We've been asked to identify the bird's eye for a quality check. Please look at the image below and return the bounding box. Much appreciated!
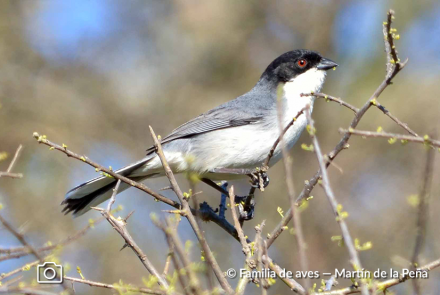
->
[297,59,307,68]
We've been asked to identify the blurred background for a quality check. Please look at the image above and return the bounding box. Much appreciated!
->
[1,0,440,294]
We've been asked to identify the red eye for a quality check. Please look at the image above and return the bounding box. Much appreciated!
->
[297,59,307,68]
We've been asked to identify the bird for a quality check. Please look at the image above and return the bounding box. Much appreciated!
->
[62,49,338,217]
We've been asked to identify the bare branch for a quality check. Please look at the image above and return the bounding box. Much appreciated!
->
[149,126,234,295]
[64,276,178,295]
[340,128,440,148]
[301,92,359,113]
[372,100,418,136]
[318,258,440,294]
[153,217,204,295]
[412,139,435,294]
[32,132,180,209]
[106,179,122,213]
[0,214,44,262]
[0,216,106,262]
[0,145,23,179]
[262,255,306,294]
[304,107,369,295]
[93,208,169,288]
[263,107,306,167]
[276,87,309,290]
[229,186,251,259]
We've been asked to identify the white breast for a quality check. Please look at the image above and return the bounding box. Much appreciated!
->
[269,68,327,164]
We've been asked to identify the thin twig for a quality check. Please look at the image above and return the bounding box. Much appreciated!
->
[153,217,203,295]
[0,287,58,295]
[255,222,268,294]
[0,215,44,262]
[64,276,177,295]
[301,93,359,113]
[229,186,251,259]
[0,214,72,293]
[0,145,23,179]
[149,126,234,295]
[106,179,122,213]
[92,208,169,288]
[32,132,180,209]
[0,258,44,281]
[411,139,435,294]
[0,216,106,262]
[305,107,368,295]
[6,145,23,173]
[340,128,440,148]
[262,255,306,294]
[372,100,418,136]
[263,107,307,167]
[317,258,440,294]
[0,172,23,178]
[276,87,309,290]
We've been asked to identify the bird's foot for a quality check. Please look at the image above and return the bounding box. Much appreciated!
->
[237,196,255,221]
[249,169,269,191]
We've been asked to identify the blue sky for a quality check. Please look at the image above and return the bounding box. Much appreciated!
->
[25,1,440,76]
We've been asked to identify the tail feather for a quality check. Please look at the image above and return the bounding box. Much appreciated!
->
[62,157,153,216]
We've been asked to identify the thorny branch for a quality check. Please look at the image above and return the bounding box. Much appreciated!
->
[92,182,169,288]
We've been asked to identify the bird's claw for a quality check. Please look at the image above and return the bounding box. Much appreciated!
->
[237,197,255,220]
[249,170,270,191]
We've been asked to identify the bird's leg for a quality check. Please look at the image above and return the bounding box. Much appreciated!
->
[201,178,256,221]
[218,182,228,219]
[201,178,246,203]
[238,186,256,223]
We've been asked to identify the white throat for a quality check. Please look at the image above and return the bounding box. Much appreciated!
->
[281,68,326,122]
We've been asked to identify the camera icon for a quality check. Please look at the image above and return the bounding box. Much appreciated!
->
[37,262,63,284]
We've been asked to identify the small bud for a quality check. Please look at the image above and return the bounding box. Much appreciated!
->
[388,137,397,144]
[33,132,40,139]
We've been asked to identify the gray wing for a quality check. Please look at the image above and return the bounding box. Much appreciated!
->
[146,100,265,154]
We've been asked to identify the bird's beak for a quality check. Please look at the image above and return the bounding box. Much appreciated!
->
[317,58,338,71]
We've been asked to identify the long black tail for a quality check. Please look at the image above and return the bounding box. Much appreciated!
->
[61,157,152,216]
